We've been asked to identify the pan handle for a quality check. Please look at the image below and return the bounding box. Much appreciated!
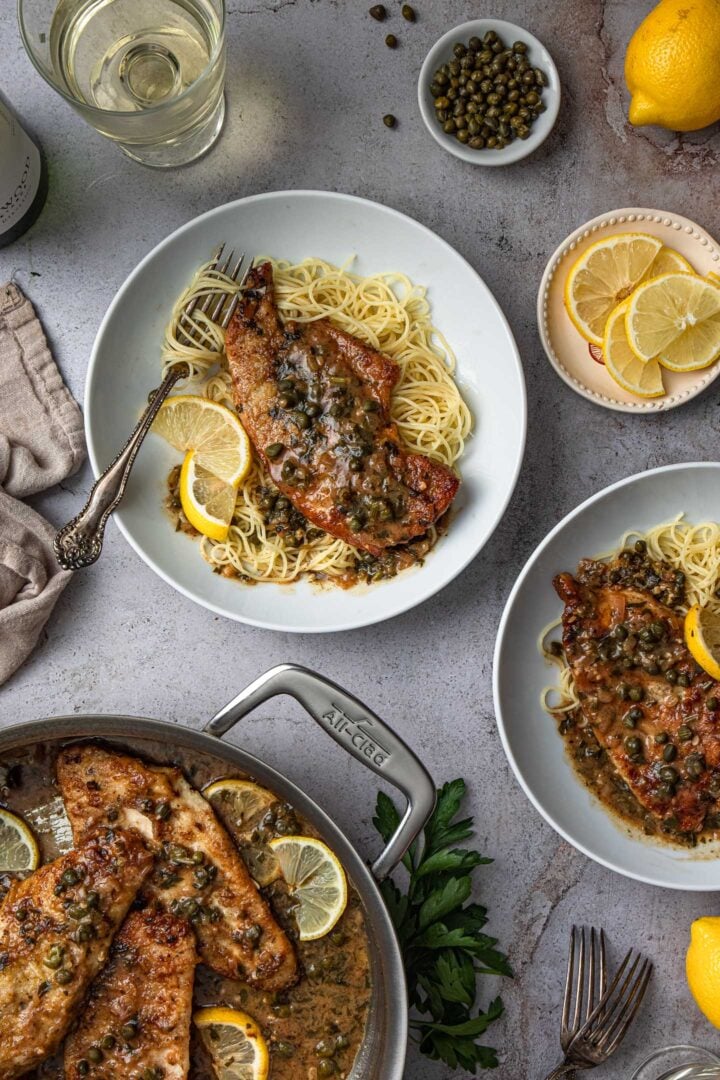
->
[204,664,436,881]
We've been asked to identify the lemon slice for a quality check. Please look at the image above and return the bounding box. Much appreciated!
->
[204,780,281,886]
[180,451,238,541]
[648,247,695,276]
[564,233,663,345]
[626,272,720,370]
[685,604,720,680]
[602,300,665,398]
[204,779,277,830]
[194,1008,269,1080]
[153,395,251,486]
[269,836,347,941]
[0,808,39,873]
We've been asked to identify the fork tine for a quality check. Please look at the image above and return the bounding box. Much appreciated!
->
[600,961,653,1057]
[586,927,597,1021]
[197,248,234,316]
[593,958,652,1054]
[221,261,252,329]
[599,928,607,999]
[571,927,586,1035]
[580,946,635,1032]
[561,926,577,1041]
[210,252,245,323]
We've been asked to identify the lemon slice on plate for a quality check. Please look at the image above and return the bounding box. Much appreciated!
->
[626,272,720,370]
[269,836,347,941]
[204,779,277,830]
[0,808,39,873]
[153,395,251,486]
[194,1008,269,1080]
[685,604,720,680]
[564,232,662,345]
[648,246,695,276]
[708,271,720,285]
[180,451,238,541]
[602,300,665,398]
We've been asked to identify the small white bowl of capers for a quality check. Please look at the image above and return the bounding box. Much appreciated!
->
[418,19,561,165]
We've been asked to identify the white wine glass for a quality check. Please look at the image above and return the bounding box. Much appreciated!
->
[18,0,226,167]
[631,1045,720,1080]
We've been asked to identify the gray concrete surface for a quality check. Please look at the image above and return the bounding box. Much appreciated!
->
[3,1,720,1076]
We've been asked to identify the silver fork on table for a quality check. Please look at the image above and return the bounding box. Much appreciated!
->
[54,245,248,571]
[544,926,653,1079]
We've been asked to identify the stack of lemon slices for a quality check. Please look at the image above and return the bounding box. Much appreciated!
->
[564,233,720,398]
[152,396,252,540]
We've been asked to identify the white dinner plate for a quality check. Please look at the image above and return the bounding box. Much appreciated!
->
[493,462,720,890]
[85,191,526,632]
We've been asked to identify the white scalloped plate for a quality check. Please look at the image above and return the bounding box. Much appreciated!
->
[537,208,720,413]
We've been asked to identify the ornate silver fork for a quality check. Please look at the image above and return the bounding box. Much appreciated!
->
[54,246,247,570]
[544,926,652,1079]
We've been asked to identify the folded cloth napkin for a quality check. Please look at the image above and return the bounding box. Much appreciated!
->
[0,282,85,686]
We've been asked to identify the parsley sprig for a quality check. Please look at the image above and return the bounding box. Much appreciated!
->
[373,778,511,1072]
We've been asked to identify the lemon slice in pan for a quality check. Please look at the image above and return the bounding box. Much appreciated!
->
[194,1008,269,1080]
[0,808,39,873]
[269,835,347,941]
[204,779,276,831]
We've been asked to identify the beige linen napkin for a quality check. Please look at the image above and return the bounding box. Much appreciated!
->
[0,283,85,686]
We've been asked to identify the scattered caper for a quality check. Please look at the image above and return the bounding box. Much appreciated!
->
[385,33,398,48]
[383,113,397,127]
[369,3,386,19]
[401,4,416,20]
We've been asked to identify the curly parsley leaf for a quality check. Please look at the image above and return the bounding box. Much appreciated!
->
[374,780,511,1073]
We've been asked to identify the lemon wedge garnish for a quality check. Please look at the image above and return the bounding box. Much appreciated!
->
[626,273,720,371]
[685,604,720,681]
[269,836,347,941]
[179,451,238,541]
[0,808,39,873]
[564,233,662,345]
[602,300,665,398]
[153,395,251,487]
[193,1008,269,1080]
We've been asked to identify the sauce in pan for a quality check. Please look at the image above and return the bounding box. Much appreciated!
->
[0,738,372,1079]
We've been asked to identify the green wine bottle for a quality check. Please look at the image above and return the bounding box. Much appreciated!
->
[0,93,48,249]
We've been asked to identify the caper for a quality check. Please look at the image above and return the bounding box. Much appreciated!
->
[401,4,415,20]
[708,696,720,711]
[316,1039,336,1058]
[660,765,678,784]
[348,515,363,532]
[686,754,706,778]
[625,736,643,756]
[369,4,386,19]
[535,67,549,85]
[273,1041,296,1058]
[101,1035,116,1050]
[677,673,691,688]
[628,706,643,722]
[678,724,694,741]
[663,744,677,763]
[318,1062,337,1078]
[385,33,398,48]
[453,42,467,57]
[635,539,647,553]
[155,801,171,820]
[666,668,678,683]
[265,442,284,459]
[292,410,310,431]
[61,869,80,887]
[56,969,74,985]
[513,40,528,53]
[44,945,64,969]
[121,1022,138,1040]
[655,732,669,744]
[77,1062,90,1076]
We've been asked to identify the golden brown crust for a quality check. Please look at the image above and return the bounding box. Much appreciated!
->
[57,745,298,990]
[64,909,196,1079]
[225,261,459,556]
[0,828,153,1079]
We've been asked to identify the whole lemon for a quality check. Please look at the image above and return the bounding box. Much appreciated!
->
[687,916,720,1028]
[625,0,720,131]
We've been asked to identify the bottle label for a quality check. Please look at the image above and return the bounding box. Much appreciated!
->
[0,104,42,234]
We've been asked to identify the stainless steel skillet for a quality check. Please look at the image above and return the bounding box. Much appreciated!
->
[0,664,436,1080]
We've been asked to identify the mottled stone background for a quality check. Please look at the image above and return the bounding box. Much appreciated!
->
[2,1,720,1076]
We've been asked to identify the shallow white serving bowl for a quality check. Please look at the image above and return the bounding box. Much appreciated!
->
[418,19,560,166]
[538,208,720,413]
[494,462,720,890]
[85,191,526,633]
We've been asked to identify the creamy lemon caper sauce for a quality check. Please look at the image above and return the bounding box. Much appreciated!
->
[0,740,372,1079]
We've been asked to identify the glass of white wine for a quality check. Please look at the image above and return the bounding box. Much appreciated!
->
[18,0,226,167]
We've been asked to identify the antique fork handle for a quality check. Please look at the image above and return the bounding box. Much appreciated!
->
[543,1064,579,1079]
[54,364,187,570]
